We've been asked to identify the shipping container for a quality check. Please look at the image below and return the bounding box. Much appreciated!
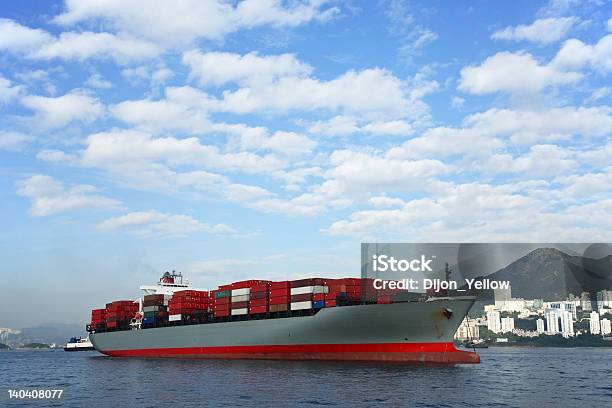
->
[291,301,313,310]
[169,314,182,322]
[269,296,289,305]
[269,304,289,312]
[231,301,248,309]
[290,285,329,295]
[248,305,267,314]
[231,288,250,296]
[231,294,249,302]
[231,308,248,315]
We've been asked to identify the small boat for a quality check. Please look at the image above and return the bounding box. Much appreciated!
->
[63,336,95,351]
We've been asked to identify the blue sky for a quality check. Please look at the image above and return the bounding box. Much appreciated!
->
[0,0,611,327]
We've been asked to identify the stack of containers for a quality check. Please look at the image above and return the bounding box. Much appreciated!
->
[248,283,270,315]
[290,278,328,311]
[105,301,138,330]
[230,285,250,316]
[142,294,170,326]
[168,290,210,322]
[213,285,232,318]
[326,278,363,305]
[90,308,106,330]
[269,281,290,312]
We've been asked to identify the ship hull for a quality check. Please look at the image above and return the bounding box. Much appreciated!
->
[90,298,480,364]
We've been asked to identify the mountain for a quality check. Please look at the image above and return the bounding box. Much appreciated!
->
[460,247,612,301]
[2,323,85,346]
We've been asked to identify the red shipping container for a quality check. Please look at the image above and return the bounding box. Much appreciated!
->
[313,293,325,301]
[249,305,268,314]
[291,293,312,302]
[249,291,267,300]
[269,304,289,312]
[230,280,269,289]
[214,310,230,317]
[269,288,289,298]
[290,278,325,288]
[250,283,269,292]
[326,299,337,307]
[215,297,231,305]
[231,301,248,309]
[269,296,289,305]
[270,281,290,290]
[218,284,233,291]
[249,298,268,307]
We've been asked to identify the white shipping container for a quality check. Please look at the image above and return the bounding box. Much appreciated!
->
[290,286,329,295]
[231,294,249,302]
[168,314,182,322]
[291,301,313,310]
[231,308,248,315]
[231,288,250,296]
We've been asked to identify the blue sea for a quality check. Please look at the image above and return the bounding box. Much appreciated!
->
[1,347,611,407]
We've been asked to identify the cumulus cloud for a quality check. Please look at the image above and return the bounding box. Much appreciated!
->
[459,51,581,94]
[0,132,32,150]
[492,17,576,44]
[98,210,236,237]
[552,34,612,73]
[54,0,339,45]
[0,75,23,103]
[20,91,104,128]
[16,174,121,216]
[0,19,161,63]
[183,50,312,86]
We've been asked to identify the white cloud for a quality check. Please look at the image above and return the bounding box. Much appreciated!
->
[459,51,581,94]
[98,210,235,237]
[552,34,612,73]
[81,129,286,175]
[388,126,504,159]
[0,75,23,103]
[308,116,413,137]
[84,73,113,89]
[54,0,339,45]
[20,91,104,128]
[16,174,121,216]
[0,132,32,150]
[216,68,415,118]
[183,50,312,86]
[0,18,52,51]
[492,17,576,44]
[465,106,612,144]
[261,131,316,156]
[451,96,465,109]
[0,19,161,63]
[484,144,577,177]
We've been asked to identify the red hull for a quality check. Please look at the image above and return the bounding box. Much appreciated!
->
[101,342,480,364]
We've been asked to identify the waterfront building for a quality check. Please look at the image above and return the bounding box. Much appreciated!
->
[536,318,545,334]
[487,310,501,333]
[455,318,480,341]
[580,292,592,312]
[544,301,577,319]
[601,319,611,336]
[501,317,515,333]
[596,290,611,312]
[590,311,601,334]
[560,310,574,338]
[545,310,560,334]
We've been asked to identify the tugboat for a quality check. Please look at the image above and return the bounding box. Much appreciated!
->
[63,336,95,351]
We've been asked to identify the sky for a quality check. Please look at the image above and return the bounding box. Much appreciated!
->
[0,0,611,328]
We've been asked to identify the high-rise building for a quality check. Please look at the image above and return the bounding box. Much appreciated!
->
[536,318,545,334]
[596,290,611,312]
[487,310,501,333]
[590,311,601,335]
[560,310,574,338]
[581,292,592,312]
[601,319,611,336]
[501,317,515,333]
[454,318,480,341]
[545,310,560,334]
[544,301,577,319]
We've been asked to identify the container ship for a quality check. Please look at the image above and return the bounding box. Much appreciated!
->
[87,272,480,364]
